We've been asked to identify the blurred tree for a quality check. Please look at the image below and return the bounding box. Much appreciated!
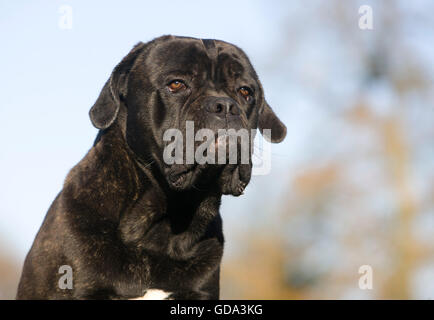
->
[0,240,20,299]
[221,0,434,299]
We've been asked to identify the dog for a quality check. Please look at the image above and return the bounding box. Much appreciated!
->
[16,35,286,299]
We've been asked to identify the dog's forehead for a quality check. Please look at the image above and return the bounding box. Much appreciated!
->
[200,39,218,61]
[147,37,249,74]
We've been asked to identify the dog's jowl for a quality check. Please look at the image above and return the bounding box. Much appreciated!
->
[16,35,286,300]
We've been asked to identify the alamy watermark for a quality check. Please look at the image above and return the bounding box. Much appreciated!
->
[358,265,373,290]
[359,5,373,30]
[58,265,73,289]
[163,121,272,175]
[58,5,73,30]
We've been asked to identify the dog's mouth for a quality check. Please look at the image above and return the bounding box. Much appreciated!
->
[166,164,202,191]
[168,166,193,189]
[163,130,253,194]
[165,160,251,196]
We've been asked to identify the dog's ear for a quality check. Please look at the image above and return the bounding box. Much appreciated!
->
[89,42,145,129]
[258,101,287,143]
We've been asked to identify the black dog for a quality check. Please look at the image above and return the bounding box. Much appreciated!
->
[16,35,286,300]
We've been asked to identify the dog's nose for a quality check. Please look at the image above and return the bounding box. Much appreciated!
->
[205,97,240,117]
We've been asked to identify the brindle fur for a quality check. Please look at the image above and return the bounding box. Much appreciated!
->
[16,35,286,299]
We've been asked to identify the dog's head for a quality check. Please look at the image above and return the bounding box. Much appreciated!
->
[89,35,286,196]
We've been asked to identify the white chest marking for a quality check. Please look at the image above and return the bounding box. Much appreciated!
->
[131,289,171,300]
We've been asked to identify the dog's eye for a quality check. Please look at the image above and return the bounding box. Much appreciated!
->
[168,80,186,93]
[238,86,253,100]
